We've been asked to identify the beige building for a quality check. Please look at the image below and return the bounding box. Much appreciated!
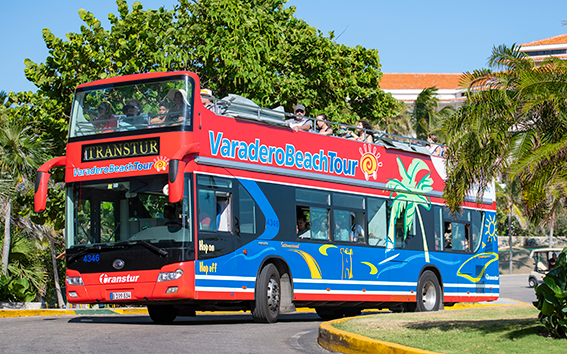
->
[380,34,567,109]
[380,73,465,109]
[519,33,567,63]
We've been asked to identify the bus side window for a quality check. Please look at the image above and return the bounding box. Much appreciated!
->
[309,207,330,241]
[367,197,387,247]
[198,190,216,231]
[444,222,452,249]
[238,185,256,234]
[450,223,467,251]
[296,206,312,239]
[216,191,232,232]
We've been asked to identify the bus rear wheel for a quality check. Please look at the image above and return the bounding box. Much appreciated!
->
[251,263,281,323]
[415,270,441,312]
[148,305,178,324]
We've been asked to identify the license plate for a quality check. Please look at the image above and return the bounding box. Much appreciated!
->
[110,292,131,300]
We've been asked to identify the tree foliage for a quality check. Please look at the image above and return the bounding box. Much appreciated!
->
[444,45,567,216]
[24,0,401,132]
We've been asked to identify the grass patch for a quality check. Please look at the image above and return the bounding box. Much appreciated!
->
[334,305,565,354]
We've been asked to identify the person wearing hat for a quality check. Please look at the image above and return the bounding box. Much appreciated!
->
[167,88,190,123]
[122,99,148,127]
[286,104,312,132]
[200,88,219,114]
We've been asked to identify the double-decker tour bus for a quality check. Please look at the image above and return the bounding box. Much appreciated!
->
[35,71,499,323]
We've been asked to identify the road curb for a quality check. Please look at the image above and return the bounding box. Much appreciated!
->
[0,308,148,318]
[317,300,529,354]
[318,316,440,354]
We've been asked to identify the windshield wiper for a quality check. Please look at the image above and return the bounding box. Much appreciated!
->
[135,240,168,257]
[113,240,169,258]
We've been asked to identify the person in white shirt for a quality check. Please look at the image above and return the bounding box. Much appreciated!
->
[286,104,312,132]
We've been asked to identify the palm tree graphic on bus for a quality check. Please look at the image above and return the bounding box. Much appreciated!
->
[385,157,433,262]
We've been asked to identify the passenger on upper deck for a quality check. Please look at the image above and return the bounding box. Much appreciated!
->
[150,101,170,127]
[93,102,117,132]
[348,120,374,143]
[316,114,333,136]
[200,88,219,114]
[427,133,443,156]
[167,89,190,124]
[286,104,312,132]
[122,99,148,127]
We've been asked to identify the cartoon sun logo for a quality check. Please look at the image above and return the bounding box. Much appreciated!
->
[153,156,170,172]
[486,214,497,243]
[359,144,382,181]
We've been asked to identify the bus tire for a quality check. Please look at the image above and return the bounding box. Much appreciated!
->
[315,307,341,321]
[316,307,361,320]
[148,305,178,324]
[415,270,441,312]
[251,263,281,323]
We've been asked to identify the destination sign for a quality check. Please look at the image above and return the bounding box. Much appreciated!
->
[82,137,160,162]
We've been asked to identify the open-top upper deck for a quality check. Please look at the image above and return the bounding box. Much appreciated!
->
[64,71,494,208]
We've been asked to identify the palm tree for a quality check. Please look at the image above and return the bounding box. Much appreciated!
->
[496,178,527,274]
[386,157,433,262]
[378,107,413,137]
[411,87,455,141]
[0,124,48,275]
[444,44,567,225]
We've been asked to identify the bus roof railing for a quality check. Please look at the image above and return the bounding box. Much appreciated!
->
[215,94,444,157]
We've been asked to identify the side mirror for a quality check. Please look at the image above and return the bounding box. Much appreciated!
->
[168,144,200,203]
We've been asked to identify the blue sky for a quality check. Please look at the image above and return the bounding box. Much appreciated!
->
[1,0,565,93]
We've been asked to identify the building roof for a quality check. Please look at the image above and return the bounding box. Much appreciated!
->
[380,73,463,90]
[521,34,567,47]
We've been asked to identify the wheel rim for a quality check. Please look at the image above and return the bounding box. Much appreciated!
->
[267,276,280,313]
[421,280,437,311]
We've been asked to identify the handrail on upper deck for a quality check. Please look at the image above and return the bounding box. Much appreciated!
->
[213,94,445,157]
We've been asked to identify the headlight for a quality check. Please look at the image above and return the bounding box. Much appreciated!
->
[66,276,84,286]
[157,269,183,282]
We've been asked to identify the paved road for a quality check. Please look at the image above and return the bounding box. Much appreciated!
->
[498,273,537,304]
[0,274,534,353]
[0,311,330,354]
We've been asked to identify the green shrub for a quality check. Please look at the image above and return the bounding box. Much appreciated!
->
[0,274,36,302]
[533,247,567,339]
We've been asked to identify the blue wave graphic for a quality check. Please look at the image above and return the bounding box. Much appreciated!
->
[224,247,277,265]
[376,253,461,278]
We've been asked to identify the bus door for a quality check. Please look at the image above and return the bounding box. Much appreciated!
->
[196,176,238,286]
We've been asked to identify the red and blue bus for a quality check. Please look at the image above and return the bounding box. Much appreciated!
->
[35,71,499,323]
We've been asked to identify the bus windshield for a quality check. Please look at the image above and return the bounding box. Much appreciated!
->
[69,77,193,138]
[65,175,192,249]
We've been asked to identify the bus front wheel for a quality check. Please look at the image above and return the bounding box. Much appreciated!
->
[415,270,441,312]
[148,305,178,324]
[252,263,281,323]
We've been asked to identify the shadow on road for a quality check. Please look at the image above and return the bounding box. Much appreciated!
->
[67,312,324,326]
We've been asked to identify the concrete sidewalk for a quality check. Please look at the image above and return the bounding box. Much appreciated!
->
[0,307,148,318]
